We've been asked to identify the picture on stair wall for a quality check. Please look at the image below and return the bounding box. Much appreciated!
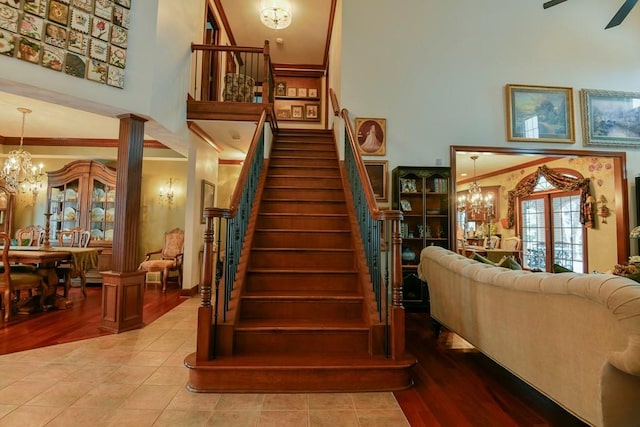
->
[364,160,388,201]
[355,118,386,155]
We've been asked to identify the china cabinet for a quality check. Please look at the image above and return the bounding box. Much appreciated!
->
[0,185,14,236]
[47,160,116,283]
[392,166,452,311]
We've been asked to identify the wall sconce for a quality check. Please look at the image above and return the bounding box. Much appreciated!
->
[158,178,175,207]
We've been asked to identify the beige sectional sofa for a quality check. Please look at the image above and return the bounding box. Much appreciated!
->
[418,246,640,427]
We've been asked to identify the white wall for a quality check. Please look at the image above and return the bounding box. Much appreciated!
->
[340,0,640,223]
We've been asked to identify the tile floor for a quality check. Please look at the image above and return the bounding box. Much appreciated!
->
[0,297,410,426]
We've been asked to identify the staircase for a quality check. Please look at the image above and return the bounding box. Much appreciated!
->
[186,129,414,392]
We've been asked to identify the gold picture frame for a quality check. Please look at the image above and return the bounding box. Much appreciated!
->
[505,84,575,143]
[355,118,386,155]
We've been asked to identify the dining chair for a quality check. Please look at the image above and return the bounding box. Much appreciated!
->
[502,236,522,251]
[0,232,47,322]
[138,227,184,292]
[56,228,92,297]
[14,225,45,246]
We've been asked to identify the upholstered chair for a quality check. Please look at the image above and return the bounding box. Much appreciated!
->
[0,232,47,321]
[223,73,256,103]
[138,228,184,292]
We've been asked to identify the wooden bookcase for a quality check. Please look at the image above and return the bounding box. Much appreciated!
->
[46,160,116,283]
[273,71,322,122]
[392,166,452,311]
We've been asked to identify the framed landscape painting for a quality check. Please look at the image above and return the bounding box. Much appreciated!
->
[581,89,640,147]
[506,84,575,143]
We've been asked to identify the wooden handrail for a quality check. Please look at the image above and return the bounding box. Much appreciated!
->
[191,43,265,54]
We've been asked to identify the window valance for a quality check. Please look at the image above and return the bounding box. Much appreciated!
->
[507,165,594,229]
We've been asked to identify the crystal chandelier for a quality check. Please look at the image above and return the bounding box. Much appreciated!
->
[468,155,483,214]
[260,0,292,30]
[1,108,45,197]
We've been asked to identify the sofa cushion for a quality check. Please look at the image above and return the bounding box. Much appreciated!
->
[498,256,522,270]
[470,252,495,265]
[552,263,573,273]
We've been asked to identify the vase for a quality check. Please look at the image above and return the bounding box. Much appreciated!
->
[402,247,416,262]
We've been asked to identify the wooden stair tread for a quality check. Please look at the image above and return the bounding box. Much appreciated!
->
[247,268,358,274]
[235,320,369,330]
[242,292,362,299]
[186,353,414,368]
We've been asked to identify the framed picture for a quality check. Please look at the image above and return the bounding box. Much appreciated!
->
[364,160,388,201]
[355,118,386,155]
[276,108,290,119]
[287,87,297,97]
[505,84,575,143]
[308,88,318,98]
[581,89,640,147]
[298,88,307,97]
[275,81,286,96]
[291,104,303,119]
[200,180,215,224]
[305,104,318,120]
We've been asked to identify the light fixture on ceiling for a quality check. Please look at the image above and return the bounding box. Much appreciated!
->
[468,155,483,214]
[158,177,175,207]
[0,107,45,197]
[260,0,292,30]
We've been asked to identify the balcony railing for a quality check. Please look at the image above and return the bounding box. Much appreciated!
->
[190,41,275,105]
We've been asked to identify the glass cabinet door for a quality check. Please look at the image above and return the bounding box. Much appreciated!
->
[90,179,115,242]
[49,179,80,241]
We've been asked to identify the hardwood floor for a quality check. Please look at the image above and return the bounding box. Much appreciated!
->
[396,312,588,426]
[0,285,587,425]
[0,283,185,355]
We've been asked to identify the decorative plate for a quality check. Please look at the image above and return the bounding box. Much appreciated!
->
[91,207,105,221]
[93,188,105,201]
[90,228,103,239]
[104,228,113,240]
[106,189,115,202]
[105,207,114,222]
[64,206,76,220]
[65,188,77,201]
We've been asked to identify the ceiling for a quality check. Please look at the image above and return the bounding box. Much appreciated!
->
[0,0,334,160]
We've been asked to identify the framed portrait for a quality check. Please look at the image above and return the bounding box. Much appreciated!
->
[298,88,307,97]
[305,103,318,120]
[287,87,297,97]
[308,88,318,98]
[275,81,286,96]
[581,89,640,147]
[355,118,386,155]
[364,160,388,201]
[291,104,303,119]
[505,84,575,143]
[200,180,215,224]
[276,108,290,119]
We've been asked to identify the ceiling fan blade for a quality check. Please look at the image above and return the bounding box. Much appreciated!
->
[605,0,639,28]
[543,0,569,9]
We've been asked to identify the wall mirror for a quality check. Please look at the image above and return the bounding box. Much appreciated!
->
[451,146,629,273]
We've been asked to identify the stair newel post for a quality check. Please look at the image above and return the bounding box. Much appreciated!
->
[262,40,270,104]
[390,211,406,360]
[196,208,216,361]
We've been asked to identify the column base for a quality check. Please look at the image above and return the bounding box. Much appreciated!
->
[100,270,146,333]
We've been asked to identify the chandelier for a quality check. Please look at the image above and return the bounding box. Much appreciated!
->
[260,0,292,30]
[1,108,45,197]
[467,155,483,214]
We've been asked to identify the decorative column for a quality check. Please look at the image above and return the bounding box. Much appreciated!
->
[100,114,147,333]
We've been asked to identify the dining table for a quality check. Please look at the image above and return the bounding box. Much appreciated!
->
[7,246,100,310]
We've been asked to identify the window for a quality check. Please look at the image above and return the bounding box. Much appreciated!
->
[519,170,585,272]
